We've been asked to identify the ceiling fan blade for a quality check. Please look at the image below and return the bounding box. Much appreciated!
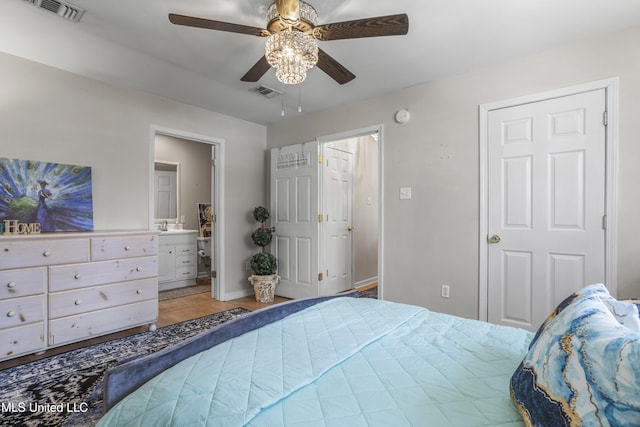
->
[241,56,271,82]
[169,13,269,37]
[316,49,355,85]
[313,13,409,41]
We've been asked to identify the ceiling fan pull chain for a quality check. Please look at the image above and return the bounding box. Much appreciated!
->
[281,83,286,116]
[298,86,303,113]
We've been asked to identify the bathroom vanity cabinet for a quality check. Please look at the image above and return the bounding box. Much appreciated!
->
[157,230,197,291]
[0,230,158,362]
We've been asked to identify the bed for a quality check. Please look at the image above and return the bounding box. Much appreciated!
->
[98,284,639,426]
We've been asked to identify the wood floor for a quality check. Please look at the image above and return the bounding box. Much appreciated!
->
[157,292,289,327]
[0,292,288,370]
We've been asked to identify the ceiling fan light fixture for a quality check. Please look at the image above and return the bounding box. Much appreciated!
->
[267,1,317,26]
[266,29,318,85]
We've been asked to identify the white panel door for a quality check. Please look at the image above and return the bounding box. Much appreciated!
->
[321,146,354,296]
[154,170,177,219]
[270,142,319,299]
[487,89,606,331]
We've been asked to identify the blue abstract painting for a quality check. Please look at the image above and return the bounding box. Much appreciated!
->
[0,158,94,232]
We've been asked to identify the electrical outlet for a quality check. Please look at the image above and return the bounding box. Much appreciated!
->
[441,284,450,299]
[399,187,412,200]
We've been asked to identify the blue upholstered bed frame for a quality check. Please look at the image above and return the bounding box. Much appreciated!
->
[103,291,359,412]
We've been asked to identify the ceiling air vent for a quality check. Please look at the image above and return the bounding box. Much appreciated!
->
[249,84,282,99]
[22,0,85,23]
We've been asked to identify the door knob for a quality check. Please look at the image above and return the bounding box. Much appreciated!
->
[347,226,354,232]
[489,235,501,244]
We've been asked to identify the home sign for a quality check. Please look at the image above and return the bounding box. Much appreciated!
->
[1,220,42,235]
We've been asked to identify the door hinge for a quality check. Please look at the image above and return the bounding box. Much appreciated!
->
[602,215,607,230]
[318,272,323,281]
[211,159,217,167]
[211,270,217,278]
[317,155,323,164]
[318,214,323,223]
[603,111,608,126]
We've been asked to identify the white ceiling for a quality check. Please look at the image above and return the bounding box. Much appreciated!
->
[5,0,640,125]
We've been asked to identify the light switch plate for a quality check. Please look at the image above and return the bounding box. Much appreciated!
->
[400,187,412,200]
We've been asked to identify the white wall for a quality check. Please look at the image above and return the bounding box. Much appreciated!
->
[0,52,267,297]
[268,25,640,319]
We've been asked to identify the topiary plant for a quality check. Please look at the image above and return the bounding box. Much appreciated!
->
[251,227,273,247]
[250,206,277,276]
[250,252,277,275]
[253,206,270,223]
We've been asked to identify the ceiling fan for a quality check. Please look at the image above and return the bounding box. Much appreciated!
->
[168,0,409,85]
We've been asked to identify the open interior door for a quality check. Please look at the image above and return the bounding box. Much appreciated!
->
[270,142,320,299]
[321,144,354,295]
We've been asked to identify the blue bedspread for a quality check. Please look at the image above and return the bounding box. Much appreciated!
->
[98,298,532,426]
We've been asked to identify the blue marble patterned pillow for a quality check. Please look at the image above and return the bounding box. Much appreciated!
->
[510,284,640,426]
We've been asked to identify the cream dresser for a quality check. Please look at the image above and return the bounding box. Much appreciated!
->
[0,230,158,361]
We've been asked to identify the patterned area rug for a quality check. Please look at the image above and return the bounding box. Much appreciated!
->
[0,307,250,427]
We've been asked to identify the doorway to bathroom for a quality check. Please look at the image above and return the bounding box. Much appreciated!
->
[149,126,225,300]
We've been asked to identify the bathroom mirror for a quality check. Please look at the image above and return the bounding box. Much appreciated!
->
[154,161,180,223]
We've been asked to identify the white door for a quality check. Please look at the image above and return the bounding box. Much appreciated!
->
[487,89,606,331]
[321,145,354,295]
[154,170,177,219]
[209,145,217,298]
[270,142,320,299]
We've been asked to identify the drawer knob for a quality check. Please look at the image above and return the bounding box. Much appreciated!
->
[74,299,82,305]
[43,250,51,257]
[124,245,131,251]
[7,282,16,289]
[136,267,142,272]
[74,273,81,280]
[7,311,16,318]
[136,289,143,294]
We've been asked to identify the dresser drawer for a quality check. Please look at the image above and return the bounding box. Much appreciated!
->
[0,295,45,329]
[49,256,157,292]
[49,278,157,319]
[176,253,197,268]
[49,299,157,346]
[1,322,45,360]
[0,238,89,269]
[175,244,196,257]
[175,265,197,280]
[91,235,158,261]
[0,267,46,299]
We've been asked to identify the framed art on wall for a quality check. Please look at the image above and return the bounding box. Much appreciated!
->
[197,203,212,237]
[0,157,94,233]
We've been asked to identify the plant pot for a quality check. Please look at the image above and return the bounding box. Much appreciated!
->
[248,274,280,303]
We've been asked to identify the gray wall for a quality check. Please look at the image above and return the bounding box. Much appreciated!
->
[268,25,640,319]
[0,51,267,298]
